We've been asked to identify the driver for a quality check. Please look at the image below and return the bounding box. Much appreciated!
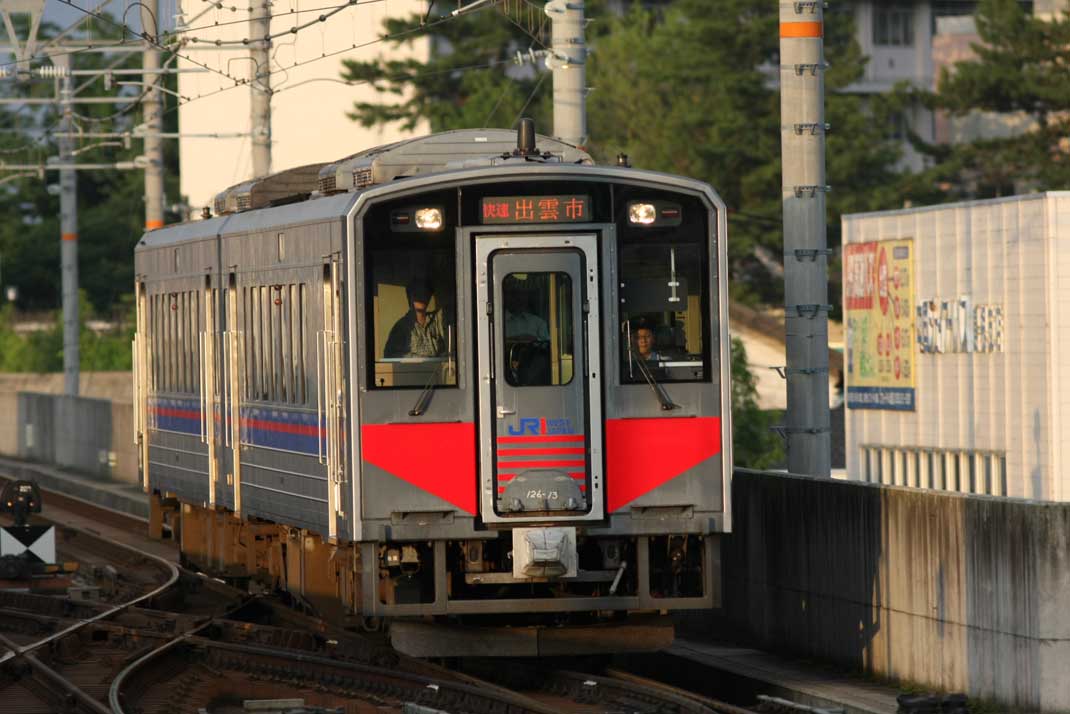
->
[384,280,447,358]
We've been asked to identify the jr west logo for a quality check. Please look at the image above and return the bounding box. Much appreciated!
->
[507,417,575,436]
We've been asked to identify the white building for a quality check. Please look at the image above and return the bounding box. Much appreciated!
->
[176,0,430,212]
[842,193,1070,502]
[847,1,936,171]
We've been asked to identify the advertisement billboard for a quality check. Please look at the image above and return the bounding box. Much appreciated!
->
[844,239,916,410]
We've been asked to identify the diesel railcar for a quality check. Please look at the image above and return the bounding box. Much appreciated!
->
[132,124,732,655]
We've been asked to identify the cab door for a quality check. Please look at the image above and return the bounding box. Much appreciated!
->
[476,234,603,523]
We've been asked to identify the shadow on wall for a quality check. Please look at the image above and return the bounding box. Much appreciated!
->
[722,470,882,667]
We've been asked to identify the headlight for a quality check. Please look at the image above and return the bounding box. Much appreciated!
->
[628,202,657,225]
[415,207,443,230]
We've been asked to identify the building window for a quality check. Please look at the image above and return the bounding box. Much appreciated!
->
[873,6,915,46]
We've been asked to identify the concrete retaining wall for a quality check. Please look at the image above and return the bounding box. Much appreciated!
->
[0,372,132,403]
[5,392,137,484]
[0,372,137,484]
[726,471,1070,713]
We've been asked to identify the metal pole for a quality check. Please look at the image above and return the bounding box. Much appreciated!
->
[56,53,79,396]
[546,0,586,147]
[779,0,830,477]
[141,0,164,231]
[249,0,271,178]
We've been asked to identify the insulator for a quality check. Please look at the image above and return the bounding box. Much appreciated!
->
[34,65,69,78]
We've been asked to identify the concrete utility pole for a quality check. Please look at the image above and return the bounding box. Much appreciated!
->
[249,0,272,178]
[779,0,831,477]
[56,52,79,396]
[545,0,586,147]
[141,0,164,230]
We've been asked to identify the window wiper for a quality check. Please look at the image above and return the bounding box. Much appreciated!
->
[409,327,453,417]
[632,352,678,411]
[408,365,439,416]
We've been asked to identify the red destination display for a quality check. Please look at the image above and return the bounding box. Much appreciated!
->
[481,195,590,224]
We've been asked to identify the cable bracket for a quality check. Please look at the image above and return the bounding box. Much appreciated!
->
[770,365,829,379]
[792,62,829,75]
[789,248,835,261]
[793,122,831,135]
[770,424,832,441]
[793,184,831,198]
[786,303,833,319]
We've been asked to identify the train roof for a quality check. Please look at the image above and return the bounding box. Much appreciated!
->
[139,131,725,252]
[208,129,593,218]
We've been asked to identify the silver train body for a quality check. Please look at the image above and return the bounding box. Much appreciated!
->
[132,129,732,650]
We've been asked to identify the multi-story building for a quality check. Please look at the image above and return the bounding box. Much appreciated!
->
[848,0,1065,170]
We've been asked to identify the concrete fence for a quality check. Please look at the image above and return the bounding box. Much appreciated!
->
[725,470,1070,713]
[0,391,137,484]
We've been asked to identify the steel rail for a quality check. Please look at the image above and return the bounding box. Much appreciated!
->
[0,502,180,713]
[0,527,178,667]
[111,635,561,714]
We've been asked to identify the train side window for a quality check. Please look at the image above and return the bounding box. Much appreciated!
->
[367,240,457,389]
[619,240,709,384]
[240,282,308,405]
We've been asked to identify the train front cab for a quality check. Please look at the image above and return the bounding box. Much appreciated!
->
[350,166,732,629]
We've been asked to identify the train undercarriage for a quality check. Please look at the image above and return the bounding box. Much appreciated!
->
[159,494,717,656]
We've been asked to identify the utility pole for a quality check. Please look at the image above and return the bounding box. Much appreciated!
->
[56,52,79,396]
[779,0,831,477]
[141,0,164,230]
[545,0,585,147]
[249,0,271,178]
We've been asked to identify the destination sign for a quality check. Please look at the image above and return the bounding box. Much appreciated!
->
[481,195,590,224]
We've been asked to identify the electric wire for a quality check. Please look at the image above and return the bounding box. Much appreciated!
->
[509,69,546,127]
[174,0,387,42]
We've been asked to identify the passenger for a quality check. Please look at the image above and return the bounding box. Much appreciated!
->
[505,293,549,341]
[384,281,447,358]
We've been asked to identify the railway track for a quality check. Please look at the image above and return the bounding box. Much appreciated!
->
[0,475,772,714]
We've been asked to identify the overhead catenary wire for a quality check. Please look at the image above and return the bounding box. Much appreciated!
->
[174,0,387,41]
[509,70,546,127]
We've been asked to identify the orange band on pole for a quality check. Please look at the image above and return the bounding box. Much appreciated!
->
[61,232,78,242]
[145,219,164,230]
[780,21,823,38]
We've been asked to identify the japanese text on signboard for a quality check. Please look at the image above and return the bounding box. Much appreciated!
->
[481,195,590,224]
[844,239,916,411]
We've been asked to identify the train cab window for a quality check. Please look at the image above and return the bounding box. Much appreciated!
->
[619,241,708,383]
[502,272,574,387]
[368,239,457,389]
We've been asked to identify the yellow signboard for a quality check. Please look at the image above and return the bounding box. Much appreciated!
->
[844,239,915,410]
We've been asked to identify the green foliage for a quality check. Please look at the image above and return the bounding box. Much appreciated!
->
[730,337,784,470]
[341,7,555,131]
[927,0,1070,196]
[0,293,133,373]
[0,14,181,315]
[342,0,910,304]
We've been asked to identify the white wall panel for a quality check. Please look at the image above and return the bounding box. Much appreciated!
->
[844,192,1070,501]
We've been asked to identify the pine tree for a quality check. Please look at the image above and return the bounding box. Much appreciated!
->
[341,0,909,305]
[931,0,1070,194]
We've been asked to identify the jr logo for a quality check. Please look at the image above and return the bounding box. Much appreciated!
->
[507,418,541,436]
[506,417,575,436]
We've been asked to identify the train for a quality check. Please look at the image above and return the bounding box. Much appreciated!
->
[132,121,732,655]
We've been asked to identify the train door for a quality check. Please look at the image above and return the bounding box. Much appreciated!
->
[476,234,603,523]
